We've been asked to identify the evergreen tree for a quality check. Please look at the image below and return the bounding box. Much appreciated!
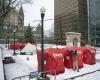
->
[24,24,35,43]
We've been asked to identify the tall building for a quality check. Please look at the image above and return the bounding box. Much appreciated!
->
[18,5,24,32]
[4,9,18,32]
[34,24,42,44]
[4,5,24,32]
[88,0,100,46]
[3,5,25,43]
[54,0,88,45]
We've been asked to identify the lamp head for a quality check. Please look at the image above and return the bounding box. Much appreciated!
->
[13,29,16,32]
[40,7,46,19]
[40,7,46,14]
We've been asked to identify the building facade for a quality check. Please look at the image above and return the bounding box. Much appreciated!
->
[4,5,24,32]
[54,0,88,45]
[88,0,100,46]
[3,5,25,43]
[34,24,42,44]
[18,5,24,32]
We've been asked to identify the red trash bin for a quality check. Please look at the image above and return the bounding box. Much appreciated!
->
[37,48,65,75]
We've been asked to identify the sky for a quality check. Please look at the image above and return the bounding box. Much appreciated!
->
[23,0,54,30]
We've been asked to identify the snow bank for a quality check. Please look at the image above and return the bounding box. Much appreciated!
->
[96,54,100,60]
[0,48,4,80]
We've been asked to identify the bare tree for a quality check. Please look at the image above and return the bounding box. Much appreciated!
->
[0,0,32,38]
[0,0,32,19]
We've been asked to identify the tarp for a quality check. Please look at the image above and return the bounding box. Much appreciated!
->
[20,43,37,54]
[81,46,96,65]
[37,48,66,75]
[63,47,83,69]
[10,43,22,50]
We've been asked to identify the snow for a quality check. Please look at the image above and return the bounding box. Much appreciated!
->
[0,44,100,80]
[96,54,100,60]
[49,63,100,80]
[37,44,66,49]
[17,55,38,70]
[4,56,36,80]
[74,71,100,80]
[0,48,4,80]
[96,49,100,60]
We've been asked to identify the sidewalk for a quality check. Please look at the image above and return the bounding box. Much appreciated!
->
[49,63,100,80]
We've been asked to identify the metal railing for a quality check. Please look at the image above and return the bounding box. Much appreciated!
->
[12,75,30,80]
[12,70,56,80]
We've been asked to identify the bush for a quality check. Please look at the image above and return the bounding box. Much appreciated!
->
[13,53,17,55]
[20,52,26,55]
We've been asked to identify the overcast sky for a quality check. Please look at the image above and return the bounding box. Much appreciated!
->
[23,0,54,30]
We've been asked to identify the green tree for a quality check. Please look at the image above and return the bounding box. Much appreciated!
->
[24,24,35,43]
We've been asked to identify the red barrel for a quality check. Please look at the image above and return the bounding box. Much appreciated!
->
[37,48,65,75]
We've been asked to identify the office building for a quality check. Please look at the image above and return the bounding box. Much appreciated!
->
[54,0,88,45]
[88,0,100,46]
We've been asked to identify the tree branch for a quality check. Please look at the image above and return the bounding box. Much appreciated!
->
[0,0,32,19]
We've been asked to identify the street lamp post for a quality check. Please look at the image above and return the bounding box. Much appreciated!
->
[35,34,38,53]
[40,7,46,78]
[13,29,16,55]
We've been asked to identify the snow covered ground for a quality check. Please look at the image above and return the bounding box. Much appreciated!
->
[1,44,100,80]
[0,48,4,80]
[4,56,36,80]
[4,54,100,80]
[96,54,100,60]
[50,63,100,80]
[73,71,100,80]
